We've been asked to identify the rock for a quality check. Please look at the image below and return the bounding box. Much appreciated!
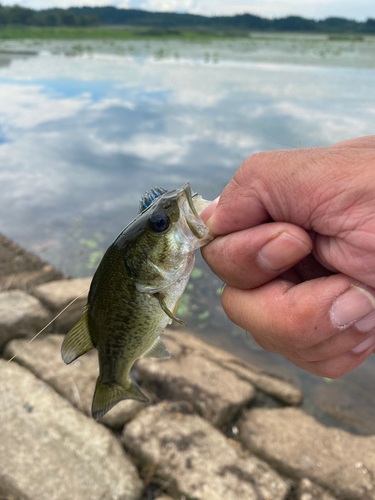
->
[4,334,148,429]
[135,336,255,427]
[296,478,338,500]
[239,407,375,499]
[0,233,64,289]
[122,403,290,500]
[32,278,92,332]
[0,360,144,500]
[0,267,64,292]
[0,290,52,350]
[162,330,303,406]
[219,358,303,406]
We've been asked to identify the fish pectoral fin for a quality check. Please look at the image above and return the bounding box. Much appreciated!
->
[61,308,94,364]
[92,378,149,420]
[143,337,171,359]
[155,292,186,326]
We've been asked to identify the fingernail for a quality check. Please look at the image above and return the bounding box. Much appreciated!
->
[355,310,375,332]
[257,232,311,272]
[352,334,375,353]
[330,286,375,329]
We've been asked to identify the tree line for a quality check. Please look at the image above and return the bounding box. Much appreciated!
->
[0,5,99,27]
[0,4,374,34]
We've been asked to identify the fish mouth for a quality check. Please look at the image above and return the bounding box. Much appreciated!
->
[178,182,210,240]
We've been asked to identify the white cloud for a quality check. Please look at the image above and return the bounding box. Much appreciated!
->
[0,83,90,128]
[139,0,197,13]
[1,0,130,9]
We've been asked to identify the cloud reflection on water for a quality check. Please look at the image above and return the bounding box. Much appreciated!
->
[0,51,374,274]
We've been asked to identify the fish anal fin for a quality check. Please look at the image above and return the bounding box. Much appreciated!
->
[143,337,171,359]
[156,292,186,326]
[61,309,94,365]
[92,378,149,420]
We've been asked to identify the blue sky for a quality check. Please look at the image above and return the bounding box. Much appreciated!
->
[1,0,375,21]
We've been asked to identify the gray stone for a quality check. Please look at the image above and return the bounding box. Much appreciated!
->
[239,407,375,499]
[0,266,64,292]
[0,290,52,350]
[0,360,144,500]
[122,403,290,500]
[135,336,255,427]
[296,478,338,500]
[4,334,148,429]
[32,278,92,332]
[162,329,303,406]
[0,232,64,289]
[220,358,303,406]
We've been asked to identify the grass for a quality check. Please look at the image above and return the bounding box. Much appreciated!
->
[0,25,250,41]
[328,34,364,41]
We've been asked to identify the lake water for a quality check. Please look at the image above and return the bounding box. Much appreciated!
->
[1,34,375,433]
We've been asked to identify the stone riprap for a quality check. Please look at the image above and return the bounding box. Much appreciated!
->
[161,329,303,406]
[2,232,363,500]
[5,334,149,429]
[0,360,144,500]
[0,233,64,291]
[239,407,375,499]
[0,290,52,350]
[135,336,255,427]
[122,403,291,500]
[32,278,91,332]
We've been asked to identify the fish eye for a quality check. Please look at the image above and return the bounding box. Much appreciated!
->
[149,212,170,233]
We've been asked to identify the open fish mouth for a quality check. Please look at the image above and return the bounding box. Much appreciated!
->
[178,182,210,240]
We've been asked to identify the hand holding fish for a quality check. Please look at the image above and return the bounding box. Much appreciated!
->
[202,136,375,379]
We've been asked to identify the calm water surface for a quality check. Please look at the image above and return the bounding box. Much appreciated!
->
[1,35,375,433]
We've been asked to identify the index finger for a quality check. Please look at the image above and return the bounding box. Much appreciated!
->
[205,139,375,236]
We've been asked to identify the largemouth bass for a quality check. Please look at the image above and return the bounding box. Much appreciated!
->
[61,182,213,419]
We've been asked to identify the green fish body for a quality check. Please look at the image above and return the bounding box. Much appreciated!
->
[61,183,213,419]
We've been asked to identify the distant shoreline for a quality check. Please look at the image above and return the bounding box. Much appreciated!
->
[0,26,372,41]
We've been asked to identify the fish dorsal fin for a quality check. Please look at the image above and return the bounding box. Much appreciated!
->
[143,337,171,359]
[61,307,94,365]
[91,378,149,420]
[139,186,168,213]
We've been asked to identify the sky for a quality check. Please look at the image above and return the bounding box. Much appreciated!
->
[1,0,375,22]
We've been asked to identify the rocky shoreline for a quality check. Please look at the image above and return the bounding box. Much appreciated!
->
[0,233,374,500]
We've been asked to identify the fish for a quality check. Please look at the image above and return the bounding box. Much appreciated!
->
[61,182,213,420]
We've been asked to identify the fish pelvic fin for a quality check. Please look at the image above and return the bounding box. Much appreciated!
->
[92,378,149,420]
[143,337,171,359]
[61,308,94,364]
[155,292,186,326]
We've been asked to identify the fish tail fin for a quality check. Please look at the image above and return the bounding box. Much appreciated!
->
[91,377,149,420]
[61,308,94,364]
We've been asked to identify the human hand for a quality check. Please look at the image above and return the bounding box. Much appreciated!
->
[201,136,375,378]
